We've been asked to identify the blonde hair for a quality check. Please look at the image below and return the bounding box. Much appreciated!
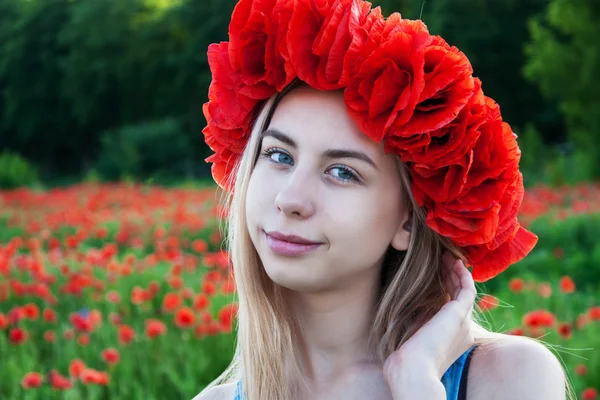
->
[200,79,576,400]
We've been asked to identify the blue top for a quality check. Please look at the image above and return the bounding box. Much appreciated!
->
[234,344,477,400]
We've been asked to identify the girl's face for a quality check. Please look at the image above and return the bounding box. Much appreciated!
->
[246,86,411,293]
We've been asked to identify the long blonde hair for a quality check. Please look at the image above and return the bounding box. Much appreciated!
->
[200,79,576,400]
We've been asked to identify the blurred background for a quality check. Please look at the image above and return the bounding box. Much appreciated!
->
[0,0,598,399]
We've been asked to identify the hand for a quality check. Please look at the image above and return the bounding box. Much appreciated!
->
[383,251,477,392]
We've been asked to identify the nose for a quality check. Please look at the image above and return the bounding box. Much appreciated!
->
[274,168,316,218]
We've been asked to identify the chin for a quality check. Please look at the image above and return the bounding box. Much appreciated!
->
[263,263,325,292]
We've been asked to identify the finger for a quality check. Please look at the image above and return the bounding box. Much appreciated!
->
[442,252,461,298]
[454,261,477,314]
[444,262,460,300]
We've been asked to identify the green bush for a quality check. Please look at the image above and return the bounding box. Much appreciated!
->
[94,117,193,182]
[485,213,600,293]
[0,151,40,189]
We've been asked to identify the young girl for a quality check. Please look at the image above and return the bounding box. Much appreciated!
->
[196,1,573,399]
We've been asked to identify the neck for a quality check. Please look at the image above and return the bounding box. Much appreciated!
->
[287,268,382,387]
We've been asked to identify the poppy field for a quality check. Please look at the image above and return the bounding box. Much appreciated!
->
[1,182,600,399]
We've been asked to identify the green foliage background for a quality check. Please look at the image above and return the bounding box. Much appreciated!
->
[0,0,597,186]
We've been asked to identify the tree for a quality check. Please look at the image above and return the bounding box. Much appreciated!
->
[524,0,600,177]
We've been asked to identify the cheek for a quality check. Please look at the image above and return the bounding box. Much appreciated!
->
[246,167,275,220]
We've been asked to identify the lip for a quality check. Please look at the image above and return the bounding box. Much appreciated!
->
[265,230,322,245]
[264,230,323,256]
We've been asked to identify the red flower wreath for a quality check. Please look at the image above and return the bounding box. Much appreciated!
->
[201,0,538,282]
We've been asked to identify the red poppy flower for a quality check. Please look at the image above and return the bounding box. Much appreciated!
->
[21,372,43,389]
[23,303,39,320]
[522,309,556,329]
[9,327,28,345]
[69,359,86,378]
[557,322,572,339]
[174,307,196,329]
[44,330,56,343]
[538,282,552,298]
[48,370,73,390]
[218,303,239,333]
[101,348,120,365]
[589,306,600,321]
[162,292,182,313]
[203,281,217,296]
[345,16,430,142]
[559,276,575,293]
[228,0,294,91]
[575,364,588,376]
[193,294,210,311]
[43,308,57,323]
[80,368,110,385]
[287,0,376,90]
[145,318,167,339]
[507,327,524,336]
[118,324,136,345]
[582,388,598,400]
[0,312,8,329]
[476,294,498,312]
[508,278,525,293]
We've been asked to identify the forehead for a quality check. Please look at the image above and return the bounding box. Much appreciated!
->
[265,86,384,155]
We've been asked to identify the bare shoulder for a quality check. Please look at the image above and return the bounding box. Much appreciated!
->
[468,333,566,400]
[192,382,237,400]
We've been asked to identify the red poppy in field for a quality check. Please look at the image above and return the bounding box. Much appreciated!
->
[557,322,572,339]
[207,321,221,336]
[218,303,239,333]
[69,359,86,378]
[162,292,181,313]
[21,372,43,389]
[44,330,56,343]
[582,388,598,400]
[508,278,525,293]
[575,364,588,376]
[506,327,524,336]
[538,282,552,298]
[8,306,25,324]
[476,294,498,312]
[9,327,28,344]
[168,275,183,289]
[522,309,556,329]
[203,281,217,296]
[590,306,600,321]
[48,370,73,390]
[193,294,210,311]
[23,303,39,320]
[77,334,90,346]
[192,239,208,253]
[174,307,196,329]
[106,290,121,303]
[0,312,8,329]
[118,324,136,345]
[80,368,110,385]
[145,318,167,339]
[559,276,575,293]
[101,348,120,365]
[221,279,236,295]
[43,308,57,323]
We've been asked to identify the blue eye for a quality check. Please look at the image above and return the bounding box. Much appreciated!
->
[259,147,361,184]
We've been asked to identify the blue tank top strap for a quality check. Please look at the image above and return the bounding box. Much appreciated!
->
[441,344,478,400]
[233,344,478,400]
[234,379,244,400]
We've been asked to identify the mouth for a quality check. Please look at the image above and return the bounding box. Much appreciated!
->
[263,230,323,257]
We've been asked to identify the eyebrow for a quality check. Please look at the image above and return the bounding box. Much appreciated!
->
[261,128,379,171]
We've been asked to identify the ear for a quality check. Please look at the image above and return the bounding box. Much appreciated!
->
[391,211,412,252]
